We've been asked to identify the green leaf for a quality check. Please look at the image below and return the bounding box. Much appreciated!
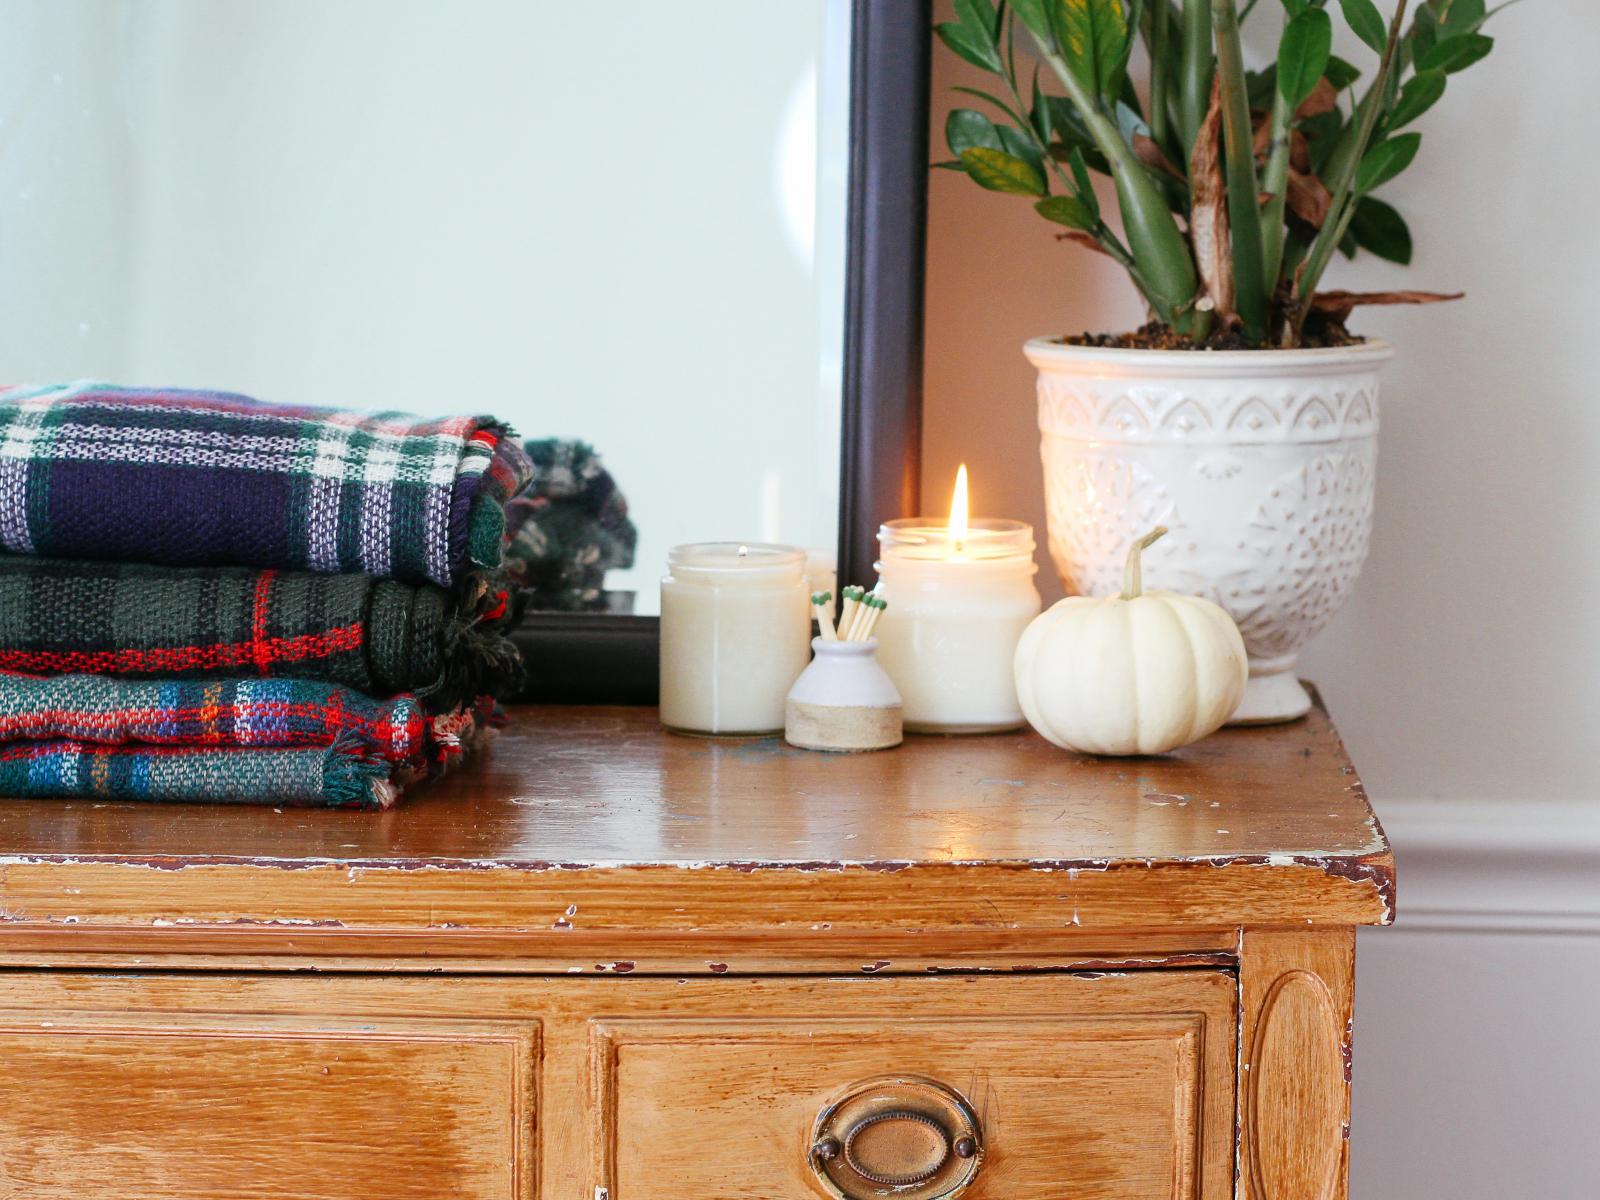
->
[1278,9,1333,109]
[1338,0,1388,53]
[1031,69,1053,143]
[959,146,1049,194]
[1050,0,1132,98]
[1302,107,1344,172]
[952,85,1031,129]
[1068,146,1099,217]
[1280,0,1310,15]
[930,160,969,171]
[1355,131,1421,192]
[1325,54,1362,89]
[1435,0,1486,37]
[946,108,1003,155]
[1412,6,1439,59]
[997,125,1048,177]
[1350,195,1413,263]
[1339,227,1358,259]
[954,0,1001,36]
[935,20,1003,73]
[1246,66,1278,111]
[1114,98,1151,146]
[1385,69,1445,130]
[1011,0,1055,40]
[1035,194,1097,228]
[1419,32,1493,73]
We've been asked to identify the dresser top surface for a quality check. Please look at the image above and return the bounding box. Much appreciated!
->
[0,696,1387,867]
[0,695,1393,933]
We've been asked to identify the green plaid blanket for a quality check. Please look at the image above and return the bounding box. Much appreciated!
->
[503,439,637,612]
[0,557,522,712]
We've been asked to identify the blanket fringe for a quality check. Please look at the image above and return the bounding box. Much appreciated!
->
[322,731,398,810]
[418,578,526,709]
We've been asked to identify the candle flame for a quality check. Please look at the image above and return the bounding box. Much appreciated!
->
[949,464,969,553]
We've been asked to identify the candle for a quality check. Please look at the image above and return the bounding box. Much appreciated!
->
[659,542,811,735]
[873,466,1042,733]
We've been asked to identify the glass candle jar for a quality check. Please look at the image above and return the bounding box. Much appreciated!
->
[659,542,811,736]
[873,518,1041,733]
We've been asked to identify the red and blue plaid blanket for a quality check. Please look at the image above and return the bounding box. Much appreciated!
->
[0,383,533,587]
[0,674,495,807]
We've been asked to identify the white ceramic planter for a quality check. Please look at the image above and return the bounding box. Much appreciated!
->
[1025,337,1394,723]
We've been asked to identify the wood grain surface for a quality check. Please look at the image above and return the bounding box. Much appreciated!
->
[0,969,1237,1200]
[0,697,1392,955]
[1238,927,1358,1200]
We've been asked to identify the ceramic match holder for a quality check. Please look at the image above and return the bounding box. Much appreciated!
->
[784,636,903,753]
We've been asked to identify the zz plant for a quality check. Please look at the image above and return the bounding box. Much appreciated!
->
[936,0,1506,346]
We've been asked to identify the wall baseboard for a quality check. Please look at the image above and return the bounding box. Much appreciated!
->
[1378,800,1600,934]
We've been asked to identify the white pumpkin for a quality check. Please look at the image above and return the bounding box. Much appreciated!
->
[1014,527,1247,755]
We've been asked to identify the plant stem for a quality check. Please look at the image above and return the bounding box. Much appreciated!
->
[1149,0,1172,152]
[1211,0,1267,342]
[1035,41,1200,330]
[1176,0,1213,156]
[991,47,1148,288]
[1259,88,1293,295]
[1290,0,1409,340]
[1121,526,1169,601]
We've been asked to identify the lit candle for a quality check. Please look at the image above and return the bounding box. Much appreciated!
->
[659,542,812,736]
[873,466,1042,733]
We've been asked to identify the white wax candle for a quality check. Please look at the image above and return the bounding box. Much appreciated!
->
[660,543,811,735]
[873,518,1041,733]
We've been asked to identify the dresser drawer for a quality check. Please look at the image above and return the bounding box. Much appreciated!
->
[591,972,1236,1199]
[0,1011,537,1199]
[0,970,1235,1199]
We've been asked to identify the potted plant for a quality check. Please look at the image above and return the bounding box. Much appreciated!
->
[935,0,1501,721]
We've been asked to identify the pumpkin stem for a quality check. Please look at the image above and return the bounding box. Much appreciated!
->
[1120,526,1169,601]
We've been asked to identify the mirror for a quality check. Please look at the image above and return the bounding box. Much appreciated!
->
[0,0,854,616]
[0,0,929,701]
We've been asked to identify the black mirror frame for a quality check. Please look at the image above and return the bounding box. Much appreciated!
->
[514,0,929,705]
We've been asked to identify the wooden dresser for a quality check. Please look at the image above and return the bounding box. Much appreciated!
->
[0,697,1392,1199]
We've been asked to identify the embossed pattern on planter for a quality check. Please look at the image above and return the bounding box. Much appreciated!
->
[1027,341,1392,722]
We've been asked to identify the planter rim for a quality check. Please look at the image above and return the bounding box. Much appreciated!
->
[1024,335,1394,376]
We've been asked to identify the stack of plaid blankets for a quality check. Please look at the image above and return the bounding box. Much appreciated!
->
[0,382,535,809]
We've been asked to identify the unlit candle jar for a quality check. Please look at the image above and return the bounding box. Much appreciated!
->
[873,519,1041,733]
[659,543,811,736]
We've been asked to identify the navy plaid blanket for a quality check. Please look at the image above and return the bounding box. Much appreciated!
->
[0,383,533,587]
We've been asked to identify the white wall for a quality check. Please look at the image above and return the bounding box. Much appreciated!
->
[924,8,1600,1196]
[1352,802,1600,1199]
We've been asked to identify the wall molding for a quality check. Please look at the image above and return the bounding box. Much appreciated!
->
[1378,800,1600,935]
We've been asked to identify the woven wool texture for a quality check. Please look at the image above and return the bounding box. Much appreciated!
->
[0,678,498,808]
[0,383,533,587]
[0,673,429,764]
[503,439,638,611]
[0,736,399,809]
[0,557,523,712]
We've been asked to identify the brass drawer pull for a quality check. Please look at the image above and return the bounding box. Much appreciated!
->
[809,1076,983,1200]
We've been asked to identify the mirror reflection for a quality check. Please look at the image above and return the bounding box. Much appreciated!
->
[0,0,852,614]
